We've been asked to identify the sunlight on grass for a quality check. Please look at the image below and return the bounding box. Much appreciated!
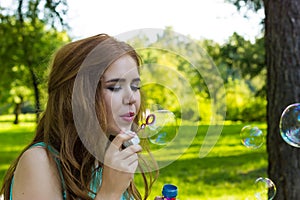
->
[1,145,29,152]
[0,117,268,199]
[0,165,10,171]
[0,122,35,131]
[143,122,268,199]
[0,117,36,187]
[0,114,36,123]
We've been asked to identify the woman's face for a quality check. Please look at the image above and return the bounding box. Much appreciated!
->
[102,55,141,134]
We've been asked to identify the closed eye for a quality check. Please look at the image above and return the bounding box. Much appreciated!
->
[131,78,141,92]
[131,85,140,91]
[106,86,121,92]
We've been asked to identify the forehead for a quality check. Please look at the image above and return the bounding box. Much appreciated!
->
[103,55,139,80]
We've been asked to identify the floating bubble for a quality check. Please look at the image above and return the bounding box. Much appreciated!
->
[240,125,264,149]
[279,103,300,148]
[146,109,177,145]
[254,177,276,200]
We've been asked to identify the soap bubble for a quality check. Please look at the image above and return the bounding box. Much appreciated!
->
[146,109,177,145]
[279,103,300,147]
[254,177,276,200]
[240,125,264,149]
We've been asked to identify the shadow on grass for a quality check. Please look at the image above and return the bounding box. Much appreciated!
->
[154,152,266,198]
[151,123,268,198]
[162,151,267,183]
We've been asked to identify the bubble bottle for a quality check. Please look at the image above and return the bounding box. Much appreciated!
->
[162,184,178,200]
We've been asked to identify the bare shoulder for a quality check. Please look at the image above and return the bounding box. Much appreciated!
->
[13,146,63,200]
[18,145,51,165]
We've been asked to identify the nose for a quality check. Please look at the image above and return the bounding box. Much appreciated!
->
[123,90,137,105]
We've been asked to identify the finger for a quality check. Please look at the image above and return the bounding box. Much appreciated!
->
[123,153,139,166]
[118,145,142,161]
[111,131,136,149]
[111,153,138,173]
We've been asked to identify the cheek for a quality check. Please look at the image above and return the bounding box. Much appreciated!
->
[104,92,121,113]
[135,92,141,110]
[103,91,110,107]
[103,93,113,116]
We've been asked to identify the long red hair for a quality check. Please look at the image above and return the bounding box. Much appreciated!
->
[1,34,158,200]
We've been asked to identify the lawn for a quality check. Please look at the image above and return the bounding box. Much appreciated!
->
[0,115,36,186]
[144,123,267,200]
[0,114,268,199]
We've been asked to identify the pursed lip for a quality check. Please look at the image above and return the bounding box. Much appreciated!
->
[120,112,135,122]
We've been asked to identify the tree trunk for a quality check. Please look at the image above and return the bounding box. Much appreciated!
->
[17,3,41,123]
[13,96,23,124]
[264,0,300,199]
[29,67,40,122]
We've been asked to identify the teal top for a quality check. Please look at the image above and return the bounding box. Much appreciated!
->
[9,142,131,200]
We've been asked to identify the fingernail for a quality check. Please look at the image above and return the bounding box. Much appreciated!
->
[124,130,136,136]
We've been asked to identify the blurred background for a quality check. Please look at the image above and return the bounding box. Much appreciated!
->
[1,0,299,199]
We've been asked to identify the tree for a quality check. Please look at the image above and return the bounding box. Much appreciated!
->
[204,33,266,96]
[227,0,300,199]
[225,0,263,12]
[129,27,216,121]
[264,0,300,199]
[0,0,69,122]
[128,27,268,122]
[203,33,267,121]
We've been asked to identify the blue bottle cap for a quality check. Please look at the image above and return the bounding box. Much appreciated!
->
[162,184,178,198]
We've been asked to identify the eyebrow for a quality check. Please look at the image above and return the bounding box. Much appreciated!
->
[105,78,141,83]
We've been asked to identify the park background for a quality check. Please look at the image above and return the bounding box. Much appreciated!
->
[0,0,299,199]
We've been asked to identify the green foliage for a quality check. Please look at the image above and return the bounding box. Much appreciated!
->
[204,33,265,89]
[0,16,70,115]
[225,78,266,121]
[202,32,266,121]
[241,96,266,121]
[198,94,213,122]
[130,27,222,122]
[0,0,70,121]
[131,28,266,122]
[3,0,68,29]
[139,46,204,121]
[0,21,267,123]
[225,0,264,12]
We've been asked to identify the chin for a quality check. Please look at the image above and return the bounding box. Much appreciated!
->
[107,125,132,134]
[119,124,134,132]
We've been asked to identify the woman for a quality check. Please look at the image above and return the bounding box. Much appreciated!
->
[1,34,158,200]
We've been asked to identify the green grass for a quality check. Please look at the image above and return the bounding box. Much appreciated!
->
[0,116,36,186]
[137,123,268,199]
[0,115,268,199]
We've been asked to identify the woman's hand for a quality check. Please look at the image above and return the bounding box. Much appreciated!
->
[96,131,142,200]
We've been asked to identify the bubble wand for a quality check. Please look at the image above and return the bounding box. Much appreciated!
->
[137,114,156,132]
[123,114,156,147]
